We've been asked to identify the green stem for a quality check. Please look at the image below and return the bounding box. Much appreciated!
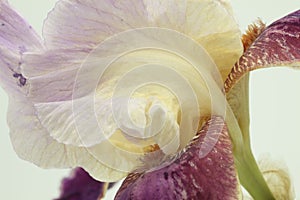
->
[226,105,275,199]
[235,150,275,200]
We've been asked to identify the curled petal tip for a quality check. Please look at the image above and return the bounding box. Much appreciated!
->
[225,9,300,92]
[258,155,295,200]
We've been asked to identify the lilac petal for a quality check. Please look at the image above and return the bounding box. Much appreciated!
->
[115,116,240,200]
[55,168,109,200]
[0,1,43,96]
[21,50,86,77]
[0,1,42,50]
[225,9,300,92]
[19,49,88,103]
[0,1,78,174]
[0,2,127,182]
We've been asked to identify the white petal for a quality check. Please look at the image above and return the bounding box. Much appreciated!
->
[33,96,137,147]
[8,97,76,168]
[34,93,180,155]
[185,0,238,37]
[25,0,242,102]
[197,30,243,80]
[43,0,243,80]
[43,0,239,49]
[7,95,127,181]
[2,0,243,182]
[216,0,235,16]
[34,97,100,147]
[33,96,157,175]
[43,0,149,49]
[38,27,227,151]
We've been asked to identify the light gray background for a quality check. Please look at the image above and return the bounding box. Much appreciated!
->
[0,0,299,199]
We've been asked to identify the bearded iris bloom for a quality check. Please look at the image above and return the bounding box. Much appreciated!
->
[0,0,299,199]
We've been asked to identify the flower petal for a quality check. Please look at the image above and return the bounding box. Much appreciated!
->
[224,9,300,92]
[225,20,266,144]
[34,96,105,147]
[43,0,150,50]
[55,168,109,200]
[29,28,221,151]
[198,30,243,81]
[43,0,236,49]
[258,155,295,200]
[34,95,173,150]
[7,95,126,182]
[115,116,241,200]
[21,50,86,78]
[224,10,300,199]
[1,0,243,185]
[43,0,242,80]
[19,50,88,102]
[0,1,42,50]
[0,1,42,96]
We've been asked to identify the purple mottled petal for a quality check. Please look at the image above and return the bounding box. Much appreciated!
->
[225,9,300,92]
[0,1,43,96]
[115,116,240,200]
[55,168,108,200]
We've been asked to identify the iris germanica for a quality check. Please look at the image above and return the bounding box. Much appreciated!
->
[0,0,299,199]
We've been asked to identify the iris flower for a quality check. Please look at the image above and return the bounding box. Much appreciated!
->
[0,0,299,199]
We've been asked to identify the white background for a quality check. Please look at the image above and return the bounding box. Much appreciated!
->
[0,0,300,199]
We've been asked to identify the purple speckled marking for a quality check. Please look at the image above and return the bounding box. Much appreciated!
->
[115,117,239,200]
[54,168,108,200]
[225,9,300,92]
[13,73,27,86]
